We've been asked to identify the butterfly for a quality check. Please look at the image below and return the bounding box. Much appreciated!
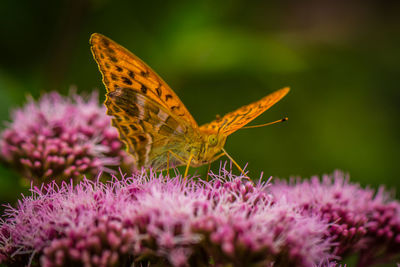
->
[90,33,290,178]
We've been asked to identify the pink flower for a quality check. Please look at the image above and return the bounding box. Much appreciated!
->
[0,167,333,267]
[270,170,400,266]
[0,91,132,184]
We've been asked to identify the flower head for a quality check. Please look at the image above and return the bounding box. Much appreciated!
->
[357,186,400,266]
[269,170,400,265]
[0,91,132,184]
[0,167,334,267]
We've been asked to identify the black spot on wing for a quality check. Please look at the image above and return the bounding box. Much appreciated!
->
[127,136,137,146]
[170,105,179,111]
[141,71,149,77]
[107,48,115,54]
[120,125,130,135]
[138,135,147,142]
[112,105,120,113]
[111,73,118,81]
[155,86,162,97]
[125,104,139,117]
[101,38,110,47]
[141,85,148,94]
[109,56,118,63]
[122,77,132,85]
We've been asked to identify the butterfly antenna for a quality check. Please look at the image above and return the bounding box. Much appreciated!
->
[242,117,288,129]
[221,148,251,181]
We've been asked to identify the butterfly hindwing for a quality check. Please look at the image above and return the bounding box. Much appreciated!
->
[106,87,192,170]
[200,87,290,136]
[90,33,198,128]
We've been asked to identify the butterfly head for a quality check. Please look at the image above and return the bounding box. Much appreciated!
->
[189,133,227,166]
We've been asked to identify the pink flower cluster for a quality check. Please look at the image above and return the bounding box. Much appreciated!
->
[0,92,132,184]
[0,168,333,267]
[270,170,400,266]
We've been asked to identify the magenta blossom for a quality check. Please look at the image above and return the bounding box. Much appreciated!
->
[0,91,132,184]
[0,166,333,267]
[269,170,400,266]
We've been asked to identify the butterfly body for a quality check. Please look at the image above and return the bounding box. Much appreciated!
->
[90,33,289,172]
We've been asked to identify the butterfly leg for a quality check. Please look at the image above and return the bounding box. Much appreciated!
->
[167,151,170,177]
[206,163,211,181]
[184,154,195,182]
[221,148,251,181]
[213,152,226,161]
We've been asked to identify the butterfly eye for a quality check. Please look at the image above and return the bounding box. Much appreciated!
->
[208,135,218,146]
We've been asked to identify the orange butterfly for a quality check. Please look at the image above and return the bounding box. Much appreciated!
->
[90,33,289,178]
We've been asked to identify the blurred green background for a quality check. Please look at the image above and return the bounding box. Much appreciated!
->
[0,0,399,209]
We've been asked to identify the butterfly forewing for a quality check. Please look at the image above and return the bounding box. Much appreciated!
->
[200,87,290,136]
[90,33,198,128]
